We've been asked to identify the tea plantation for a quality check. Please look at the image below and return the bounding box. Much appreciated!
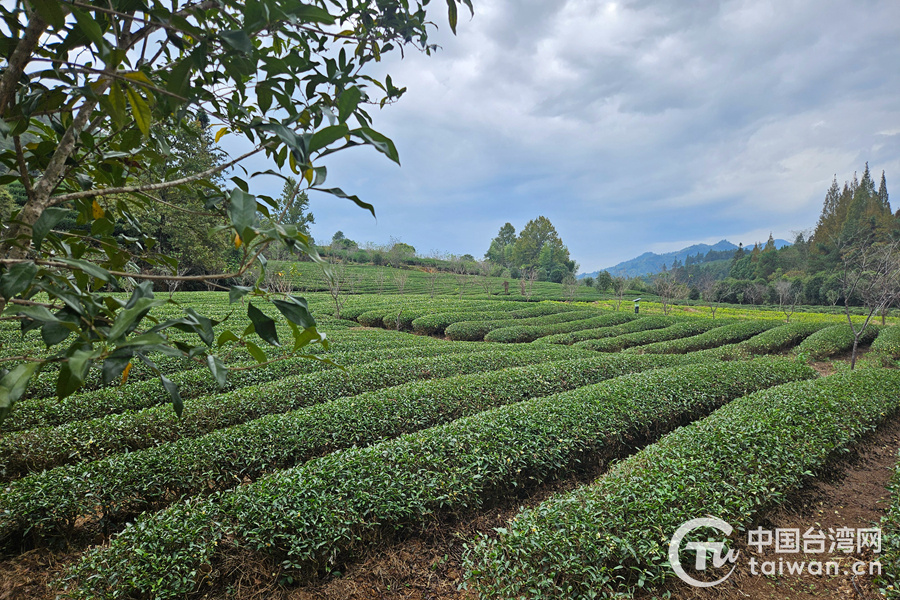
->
[0,289,896,600]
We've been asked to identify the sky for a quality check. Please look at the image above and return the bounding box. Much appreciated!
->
[241,0,900,273]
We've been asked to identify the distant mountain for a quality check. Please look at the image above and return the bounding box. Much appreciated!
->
[579,238,791,279]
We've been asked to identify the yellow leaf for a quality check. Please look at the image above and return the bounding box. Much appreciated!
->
[234,233,242,248]
[304,167,313,185]
[215,127,228,143]
[123,71,153,85]
[121,362,132,385]
[289,152,299,174]
[125,86,151,137]
[92,200,104,219]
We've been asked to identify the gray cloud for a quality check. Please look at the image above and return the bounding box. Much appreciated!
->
[254,0,900,271]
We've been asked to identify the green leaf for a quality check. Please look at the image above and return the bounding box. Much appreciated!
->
[446,0,458,34]
[116,332,168,347]
[32,207,69,249]
[56,349,93,400]
[273,296,316,329]
[72,8,105,48]
[160,375,184,417]
[28,0,66,29]
[220,30,254,54]
[207,355,227,389]
[227,188,258,239]
[56,258,112,282]
[40,320,72,346]
[312,187,376,219]
[289,4,335,24]
[18,304,61,325]
[166,58,193,99]
[0,362,41,422]
[108,296,162,341]
[354,127,400,164]
[101,355,132,386]
[0,261,37,300]
[244,340,268,363]
[217,330,239,347]
[287,321,325,351]
[247,302,280,346]
[125,86,151,137]
[309,124,349,154]
[337,87,362,124]
[228,285,252,303]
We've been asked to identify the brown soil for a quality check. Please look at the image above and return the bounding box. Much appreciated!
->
[0,548,79,600]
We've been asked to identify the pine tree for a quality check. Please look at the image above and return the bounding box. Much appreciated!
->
[813,176,841,243]
[763,233,776,252]
[878,171,890,213]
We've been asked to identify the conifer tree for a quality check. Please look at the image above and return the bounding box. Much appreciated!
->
[878,171,890,213]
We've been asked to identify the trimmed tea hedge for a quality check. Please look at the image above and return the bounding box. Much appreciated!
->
[795,322,881,360]
[532,314,667,345]
[692,321,831,360]
[2,335,460,433]
[872,325,900,359]
[877,450,900,598]
[573,319,726,352]
[382,302,574,330]
[623,320,777,354]
[411,310,520,335]
[446,311,627,342]
[482,313,637,344]
[61,359,814,599]
[1,347,581,478]
[1,352,688,545]
[464,368,900,599]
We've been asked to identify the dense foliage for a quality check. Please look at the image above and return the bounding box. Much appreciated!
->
[62,359,812,599]
[465,368,900,599]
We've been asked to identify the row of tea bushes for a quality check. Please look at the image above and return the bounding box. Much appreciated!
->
[2,333,461,433]
[795,323,882,360]
[0,347,584,479]
[444,309,629,342]
[877,451,900,598]
[1,353,689,546]
[414,307,593,338]
[15,323,412,402]
[532,314,669,345]
[872,324,900,359]
[464,368,900,599]
[481,313,637,344]
[691,321,831,360]
[61,359,815,599]
[573,319,727,352]
[410,308,591,336]
[623,320,778,354]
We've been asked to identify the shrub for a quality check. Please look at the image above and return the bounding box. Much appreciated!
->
[1,346,581,478]
[464,368,900,599]
[872,325,900,359]
[574,319,727,352]
[62,359,814,599]
[533,314,667,345]
[623,320,778,354]
[795,323,881,360]
[1,352,683,545]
